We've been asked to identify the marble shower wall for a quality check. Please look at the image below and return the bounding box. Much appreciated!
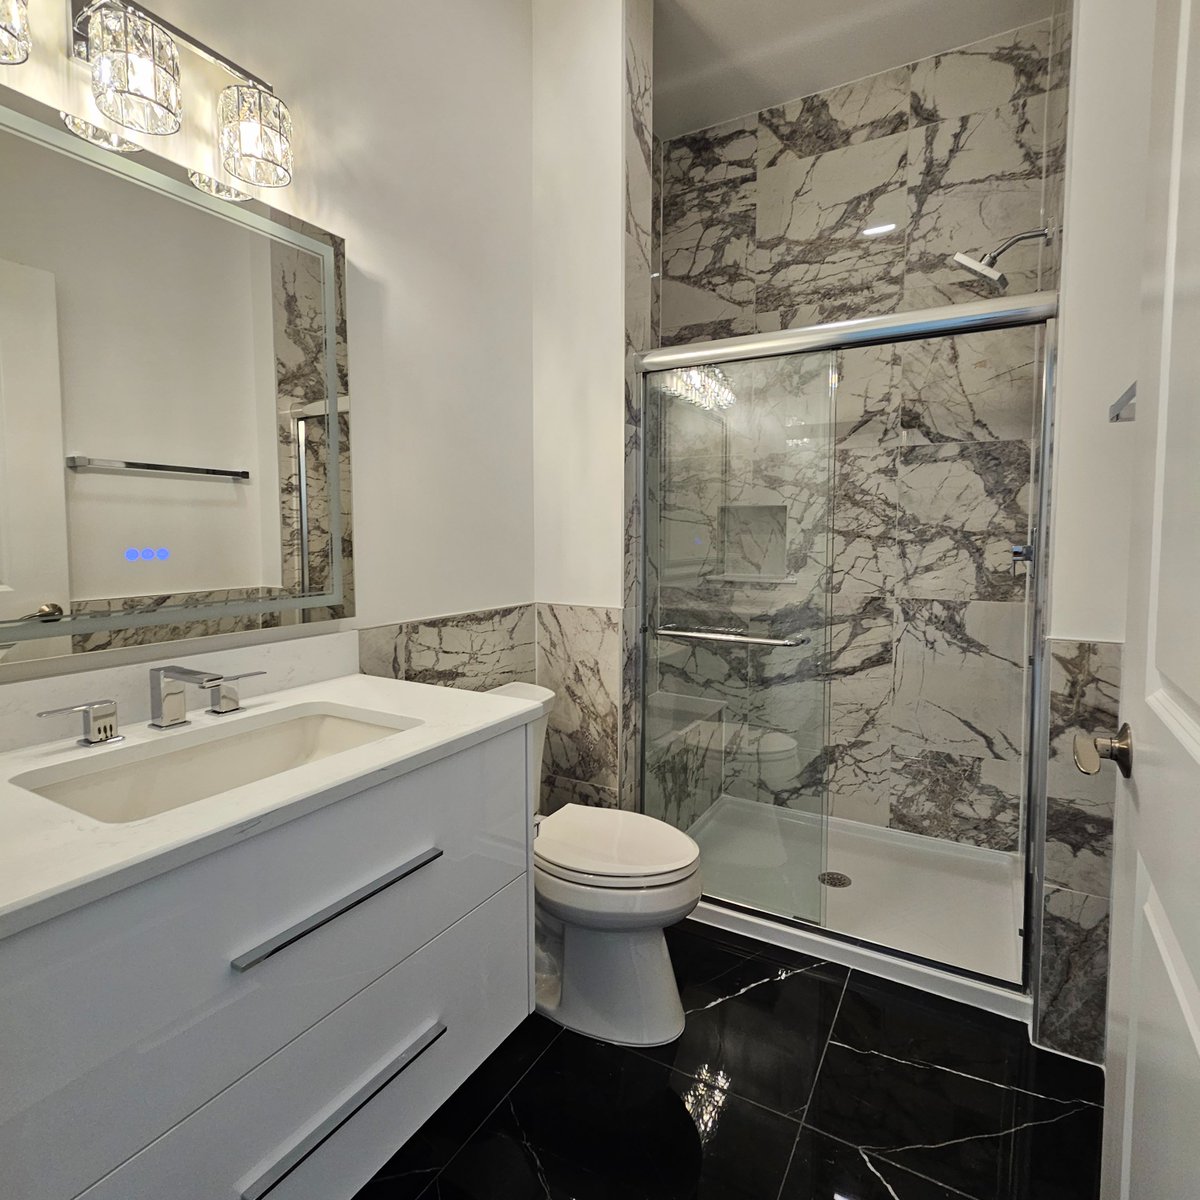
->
[657,21,1066,346]
[1036,639,1120,1064]
[825,326,1040,847]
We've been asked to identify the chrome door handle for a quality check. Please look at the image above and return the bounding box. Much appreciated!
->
[231,846,443,972]
[239,1021,447,1199]
[1073,723,1133,779]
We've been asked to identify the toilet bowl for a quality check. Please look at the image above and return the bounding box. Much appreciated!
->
[533,803,701,1046]
[487,682,702,1047]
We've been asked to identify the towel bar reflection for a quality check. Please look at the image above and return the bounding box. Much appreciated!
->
[656,626,811,648]
[66,455,250,481]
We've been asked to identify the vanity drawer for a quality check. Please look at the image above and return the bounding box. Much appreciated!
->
[0,728,527,1200]
[78,876,530,1200]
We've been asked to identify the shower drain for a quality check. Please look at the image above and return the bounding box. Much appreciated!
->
[818,871,852,888]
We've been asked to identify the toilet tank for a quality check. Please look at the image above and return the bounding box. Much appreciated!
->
[488,682,555,796]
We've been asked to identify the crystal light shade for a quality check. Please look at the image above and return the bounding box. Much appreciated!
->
[0,0,31,64]
[60,112,143,153]
[660,365,737,412]
[218,84,292,188]
[88,4,181,136]
[188,171,251,203]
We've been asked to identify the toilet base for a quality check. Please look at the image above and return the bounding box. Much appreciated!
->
[536,923,685,1047]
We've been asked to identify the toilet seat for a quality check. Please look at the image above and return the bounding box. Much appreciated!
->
[534,803,700,890]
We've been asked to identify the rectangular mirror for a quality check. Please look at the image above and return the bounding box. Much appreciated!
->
[0,89,353,660]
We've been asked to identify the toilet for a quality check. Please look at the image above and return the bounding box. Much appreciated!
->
[489,683,702,1047]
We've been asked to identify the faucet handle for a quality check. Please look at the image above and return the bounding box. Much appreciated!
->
[38,699,122,746]
[206,671,266,716]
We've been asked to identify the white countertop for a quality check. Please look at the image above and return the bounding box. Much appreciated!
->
[0,674,541,941]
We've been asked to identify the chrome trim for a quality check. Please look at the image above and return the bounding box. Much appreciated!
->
[66,455,250,481]
[656,626,811,648]
[239,1021,447,1200]
[636,292,1059,372]
[1027,319,1058,1012]
[230,847,444,973]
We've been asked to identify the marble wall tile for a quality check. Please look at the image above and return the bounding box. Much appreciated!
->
[755,131,908,329]
[656,19,1063,345]
[358,623,403,679]
[835,343,902,449]
[619,602,642,812]
[896,440,1032,602]
[827,739,892,826]
[404,605,536,691]
[536,603,622,792]
[892,599,1026,762]
[357,606,536,691]
[760,66,910,164]
[541,774,619,815]
[1038,885,1109,1063]
[831,448,900,599]
[1044,640,1121,895]
[827,596,893,745]
[660,177,757,345]
[904,96,1059,308]
[891,749,1021,849]
[663,114,758,190]
[723,721,827,809]
[643,692,725,830]
[899,329,1039,444]
[910,22,1052,126]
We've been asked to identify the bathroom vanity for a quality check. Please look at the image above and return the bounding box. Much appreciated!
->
[0,674,541,1200]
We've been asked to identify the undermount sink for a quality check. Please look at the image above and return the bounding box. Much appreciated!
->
[13,704,421,824]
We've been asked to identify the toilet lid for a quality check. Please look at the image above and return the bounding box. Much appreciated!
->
[535,803,699,879]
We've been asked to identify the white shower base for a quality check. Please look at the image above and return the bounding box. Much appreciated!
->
[688,795,1024,984]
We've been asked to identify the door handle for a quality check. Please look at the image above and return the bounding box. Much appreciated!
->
[1073,723,1133,779]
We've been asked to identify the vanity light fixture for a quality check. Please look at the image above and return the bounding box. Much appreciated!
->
[218,84,293,188]
[86,2,181,135]
[660,365,737,413]
[68,0,296,188]
[60,111,143,153]
[0,0,31,64]
[187,170,252,203]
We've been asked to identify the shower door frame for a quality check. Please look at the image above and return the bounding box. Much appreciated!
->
[636,292,1059,998]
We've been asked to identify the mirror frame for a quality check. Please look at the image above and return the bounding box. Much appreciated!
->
[0,83,352,647]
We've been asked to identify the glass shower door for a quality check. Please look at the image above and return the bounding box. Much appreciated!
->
[643,351,834,925]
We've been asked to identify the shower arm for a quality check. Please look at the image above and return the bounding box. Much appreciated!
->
[981,227,1052,267]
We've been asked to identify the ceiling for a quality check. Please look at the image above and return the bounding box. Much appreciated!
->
[653,0,1056,139]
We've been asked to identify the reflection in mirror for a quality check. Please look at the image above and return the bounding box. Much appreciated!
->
[0,113,352,660]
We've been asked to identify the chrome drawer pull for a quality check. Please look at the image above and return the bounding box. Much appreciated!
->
[239,1021,447,1200]
[231,846,443,973]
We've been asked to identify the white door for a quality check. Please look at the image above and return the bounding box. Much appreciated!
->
[0,258,71,629]
[1102,0,1200,1194]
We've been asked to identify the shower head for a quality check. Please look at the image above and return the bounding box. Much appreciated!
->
[953,251,1007,288]
[951,227,1052,290]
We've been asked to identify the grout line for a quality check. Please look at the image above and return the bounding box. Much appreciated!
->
[799,969,851,1122]
[415,1023,564,1198]
[774,1121,806,1200]
[807,1128,985,1200]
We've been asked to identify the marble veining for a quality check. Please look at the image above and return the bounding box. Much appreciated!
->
[1038,886,1109,1063]
[536,604,622,793]
[656,19,1063,345]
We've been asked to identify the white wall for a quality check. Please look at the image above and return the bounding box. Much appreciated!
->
[1,0,536,630]
[1048,0,1155,643]
[531,0,627,609]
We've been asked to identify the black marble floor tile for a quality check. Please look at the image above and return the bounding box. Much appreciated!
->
[780,1127,965,1198]
[356,1015,560,1199]
[431,1030,801,1199]
[804,1037,1100,1200]
[832,972,1104,1106]
[639,924,849,1120]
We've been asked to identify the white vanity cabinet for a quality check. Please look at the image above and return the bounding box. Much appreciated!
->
[0,722,535,1200]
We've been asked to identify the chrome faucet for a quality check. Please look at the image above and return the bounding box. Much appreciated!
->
[149,666,224,729]
[149,665,268,728]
